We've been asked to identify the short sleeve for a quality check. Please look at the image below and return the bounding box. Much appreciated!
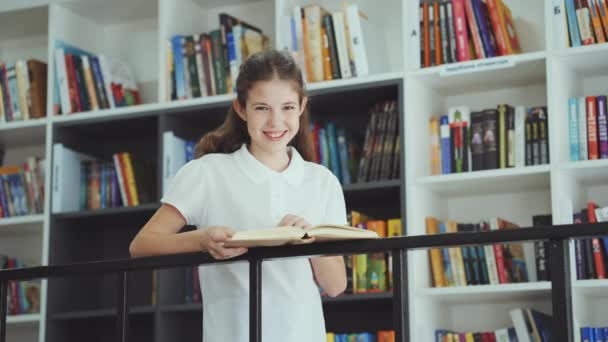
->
[323,174,348,225]
[160,159,206,226]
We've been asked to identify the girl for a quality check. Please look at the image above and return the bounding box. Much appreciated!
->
[129,50,347,341]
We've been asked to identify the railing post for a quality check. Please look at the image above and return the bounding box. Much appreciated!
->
[392,249,408,342]
[250,258,262,342]
[117,271,129,342]
[550,238,573,342]
[1,280,7,342]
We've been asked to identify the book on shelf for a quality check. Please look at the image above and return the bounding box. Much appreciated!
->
[223,224,379,248]
[0,157,45,218]
[281,3,369,83]
[435,308,551,342]
[0,60,47,123]
[561,0,608,48]
[581,326,608,342]
[168,13,270,101]
[53,40,141,115]
[162,131,196,196]
[573,200,608,280]
[429,104,548,175]
[569,95,608,161]
[327,330,395,342]
[419,0,521,68]
[425,216,541,287]
[0,255,41,316]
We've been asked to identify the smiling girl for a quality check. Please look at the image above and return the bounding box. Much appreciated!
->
[129,50,347,341]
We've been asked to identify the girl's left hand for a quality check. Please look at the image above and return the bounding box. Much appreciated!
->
[278,214,312,230]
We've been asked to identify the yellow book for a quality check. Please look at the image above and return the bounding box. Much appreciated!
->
[121,152,139,206]
[224,224,379,248]
[430,117,441,175]
[81,56,99,111]
[326,333,335,342]
[387,218,402,237]
[426,217,447,287]
[465,332,475,342]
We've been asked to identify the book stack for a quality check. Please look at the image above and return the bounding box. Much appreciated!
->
[563,0,608,48]
[581,326,608,341]
[419,0,521,68]
[54,40,141,115]
[426,216,540,287]
[436,308,551,342]
[429,105,549,175]
[569,95,608,161]
[79,152,155,210]
[0,255,41,316]
[573,201,608,280]
[0,60,47,123]
[0,158,45,217]
[168,13,270,100]
[281,3,369,83]
[327,330,395,342]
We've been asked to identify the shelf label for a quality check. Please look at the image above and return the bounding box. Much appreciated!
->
[440,57,515,76]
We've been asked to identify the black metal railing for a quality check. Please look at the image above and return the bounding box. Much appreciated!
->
[1,222,608,342]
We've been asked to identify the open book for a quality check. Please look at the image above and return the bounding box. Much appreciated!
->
[223,224,380,248]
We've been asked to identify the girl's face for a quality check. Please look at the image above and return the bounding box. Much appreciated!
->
[235,79,307,157]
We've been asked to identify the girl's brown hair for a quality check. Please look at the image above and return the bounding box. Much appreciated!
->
[194,50,315,161]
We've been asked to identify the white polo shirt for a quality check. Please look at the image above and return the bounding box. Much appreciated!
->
[161,143,347,342]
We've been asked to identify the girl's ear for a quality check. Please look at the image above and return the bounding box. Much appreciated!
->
[233,100,246,121]
[299,97,308,116]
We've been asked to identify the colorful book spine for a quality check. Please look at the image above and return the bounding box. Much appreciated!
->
[587,96,599,159]
[579,97,589,160]
[569,98,580,161]
[440,115,451,174]
[452,0,471,61]
[598,96,608,158]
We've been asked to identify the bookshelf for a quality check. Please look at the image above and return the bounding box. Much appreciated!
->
[0,0,605,341]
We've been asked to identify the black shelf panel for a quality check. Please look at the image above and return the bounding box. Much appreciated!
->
[342,180,402,218]
[159,303,202,313]
[48,305,156,321]
[52,203,160,221]
[342,180,401,193]
[322,292,393,304]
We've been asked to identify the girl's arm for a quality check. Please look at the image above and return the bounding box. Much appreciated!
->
[129,204,247,259]
[278,214,347,297]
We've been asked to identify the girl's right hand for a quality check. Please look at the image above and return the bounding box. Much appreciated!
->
[201,226,248,260]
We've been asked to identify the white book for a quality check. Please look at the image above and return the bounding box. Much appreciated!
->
[509,308,533,342]
[97,54,116,108]
[595,206,608,222]
[346,4,369,77]
[515,106,526,168]
[332,11,352,78]
[55,48,72,114]
[569,98,579,161]
[194,34,208,97]
[52,144,94,213]
[162,131,186,196]
[494,328,510,342]
[523,242,537,282]
[112,153,128,207]
[15,60,31,119]
[578,97,588,160]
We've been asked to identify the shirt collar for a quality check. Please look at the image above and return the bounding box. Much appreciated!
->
[233,144,305,186]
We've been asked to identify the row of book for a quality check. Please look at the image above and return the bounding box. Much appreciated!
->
[281,3,369,83]
[419,0,521,68]
[327,330,395,342]
[356,100,400,183]
[54,40,141,115]
[310,121,355,185]
[430,105,549,175]
[0,60,47,123]
[1,255,41,316]
[581,326,608,342]
[185,265,201,304]
[426,216,553,287]
[436,308,551,342]
[168,13,270,101]
[78,152,154,210]
[563,0,608,47]
[569,96,608,161]
[573,201,608,280]
[0,157,45,218]
[340,211,402,294]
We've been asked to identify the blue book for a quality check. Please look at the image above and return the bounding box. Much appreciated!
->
[185,141,196,162]
[0,175,9,216]
[597,96,608,158]
[440,115,451,174]
[171,35,186,99]
[439,223,453,285]
[336,128,351,185]
[326,123,341,181]
[318,127,330,169]
[595,327,605,342]
[472,0,494,57]
[569,98,580,161]
[565,0,582,47]
[100,163,106,209]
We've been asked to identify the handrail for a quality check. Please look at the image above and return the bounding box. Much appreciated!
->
[1,222,607,342]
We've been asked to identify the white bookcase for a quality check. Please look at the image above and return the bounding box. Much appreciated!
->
[0,0,607,341]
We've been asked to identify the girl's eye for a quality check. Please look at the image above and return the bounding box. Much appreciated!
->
[283,106,295,110]
[254,106,268,111]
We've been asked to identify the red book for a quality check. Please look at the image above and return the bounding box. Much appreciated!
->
[423,3,430,67]
[486,0,508,55]
[464,0,485,59]
[65,54,81,113]
[587,202,606,279]
[453,0,471,61]
[587,96,599,159]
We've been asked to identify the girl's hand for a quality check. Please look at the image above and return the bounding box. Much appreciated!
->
[201,226,248,260]
[278,214,312,230]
